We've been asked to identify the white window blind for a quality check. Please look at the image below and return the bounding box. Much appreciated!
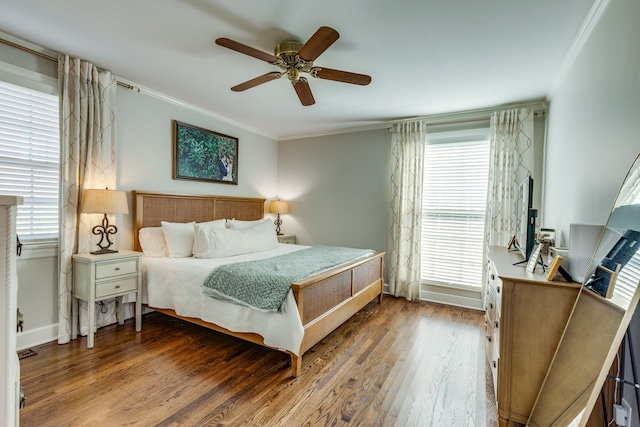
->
[0,79,59,241]
[613,252,640,308]
[421,137,490,289]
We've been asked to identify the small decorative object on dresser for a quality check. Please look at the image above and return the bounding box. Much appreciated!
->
[81,188,129,254]
[71,250,142,348]
[277,234,296,244]
[526,241,544,273]
[546,255,564,281]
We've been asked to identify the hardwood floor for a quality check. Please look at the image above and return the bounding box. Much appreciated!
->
[19,296,498,426]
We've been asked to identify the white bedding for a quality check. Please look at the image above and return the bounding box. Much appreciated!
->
[142,243,308,355]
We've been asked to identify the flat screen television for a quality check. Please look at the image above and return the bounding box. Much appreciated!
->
[514,175,536,260]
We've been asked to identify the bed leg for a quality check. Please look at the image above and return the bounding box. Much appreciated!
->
[291,354,302,377]
[378,292,383,304]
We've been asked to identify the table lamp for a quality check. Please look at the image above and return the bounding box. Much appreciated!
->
[81,188,129,254]
[268,200,289,235]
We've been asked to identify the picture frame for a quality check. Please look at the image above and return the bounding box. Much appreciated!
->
[546,254,564,281]
[173,120,238,184]
[526,242,544,273]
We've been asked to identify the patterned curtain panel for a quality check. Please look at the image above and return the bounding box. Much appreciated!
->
[388,121,426,301]
[483,108,535,293]
[57,55,118,344]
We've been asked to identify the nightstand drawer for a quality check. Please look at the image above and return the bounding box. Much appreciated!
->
[96,277,138,298]
[96,259,138,279]
[277,234,296,244]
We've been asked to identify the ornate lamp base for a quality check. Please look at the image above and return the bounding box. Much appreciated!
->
[91,214,119,255]
[90,248,119,255]
[274,213,283,235]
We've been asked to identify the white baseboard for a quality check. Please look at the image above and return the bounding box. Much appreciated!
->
[420,289,483,311]
[385,283,483,311]
[17,323,58,350]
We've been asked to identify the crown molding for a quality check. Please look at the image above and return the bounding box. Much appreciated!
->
[115,77,278,141]
[279,100,547,141]
[547,0,611,98]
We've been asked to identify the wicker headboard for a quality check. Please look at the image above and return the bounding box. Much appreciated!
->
[132,191,266,252]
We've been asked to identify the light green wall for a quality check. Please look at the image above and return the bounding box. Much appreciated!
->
[542,0,640,245]
[277,129,391,255]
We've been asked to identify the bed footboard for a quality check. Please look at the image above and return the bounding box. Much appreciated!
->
[290,252,385,376]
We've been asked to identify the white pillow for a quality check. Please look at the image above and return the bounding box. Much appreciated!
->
[198,219,227,228]
[192,219,227,255]
[194,218,278,258]
[138,227,168,257]
[226,217,271,230]
[161,221,196,258]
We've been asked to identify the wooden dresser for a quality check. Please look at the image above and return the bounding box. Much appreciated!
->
[485,246,581,426]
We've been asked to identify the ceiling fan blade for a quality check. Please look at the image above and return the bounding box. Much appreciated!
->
[312,68,372,86]
[292,78,315,106]
[296,26,339,62]
[216,38,278,63]
[231,72,282,92]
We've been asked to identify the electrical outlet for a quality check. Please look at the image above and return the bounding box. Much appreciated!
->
[614,404,628,426]
[622,398,633,426]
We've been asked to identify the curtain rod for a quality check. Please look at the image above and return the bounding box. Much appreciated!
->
[387,109,545,132]
[390,103,546,128]
[0,36,137,91]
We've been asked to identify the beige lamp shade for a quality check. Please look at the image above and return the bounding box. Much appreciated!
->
[82,189,129,214]
[269,200,289,214]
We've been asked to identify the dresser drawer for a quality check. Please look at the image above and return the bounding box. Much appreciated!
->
[490,341,499,397]
[485,286,497,327]
[485,316,494,360]
[487,261,502,316]
[96,259,138,279]
[485,319,499,395]
[96,277,138,298]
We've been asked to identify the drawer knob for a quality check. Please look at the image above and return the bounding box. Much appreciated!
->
[486,335,492,343]
[489,302,494,309]
[493,360,497,368]
[494,321,499,328]
[497,286,501,293]
[115,284,121,289]
[490,274,495,280]
[115,267,121,271]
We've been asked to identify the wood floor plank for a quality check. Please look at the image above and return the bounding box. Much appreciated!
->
[18,296,497,426]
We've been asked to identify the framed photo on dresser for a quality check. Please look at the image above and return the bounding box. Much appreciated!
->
[526,242,543,273]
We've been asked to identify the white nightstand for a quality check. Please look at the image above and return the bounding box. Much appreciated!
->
[277,234,296,244]
[71,250,142,348]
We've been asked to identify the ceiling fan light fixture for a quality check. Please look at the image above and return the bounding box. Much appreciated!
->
[216,26,371,106]
[274,40,304,63]
[287,67,300,83]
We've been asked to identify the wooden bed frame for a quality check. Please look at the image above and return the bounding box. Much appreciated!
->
[132,191,385,376]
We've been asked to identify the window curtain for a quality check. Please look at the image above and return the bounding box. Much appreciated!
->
[617,161,640,206]
[483,108,535,293]
[57,55,119,344]
[388,120,426,301]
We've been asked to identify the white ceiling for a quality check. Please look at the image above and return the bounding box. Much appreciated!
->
[0,0,597,140]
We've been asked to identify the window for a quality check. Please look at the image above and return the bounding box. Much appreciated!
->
[421,129,490,290]
[0,79,59,242]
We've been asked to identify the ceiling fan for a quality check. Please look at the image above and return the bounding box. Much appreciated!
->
[215,26,371,106]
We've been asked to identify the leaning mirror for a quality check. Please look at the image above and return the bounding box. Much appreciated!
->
[528,154,640,426]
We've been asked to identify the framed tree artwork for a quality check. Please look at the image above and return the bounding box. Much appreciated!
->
[173,120,238,184]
